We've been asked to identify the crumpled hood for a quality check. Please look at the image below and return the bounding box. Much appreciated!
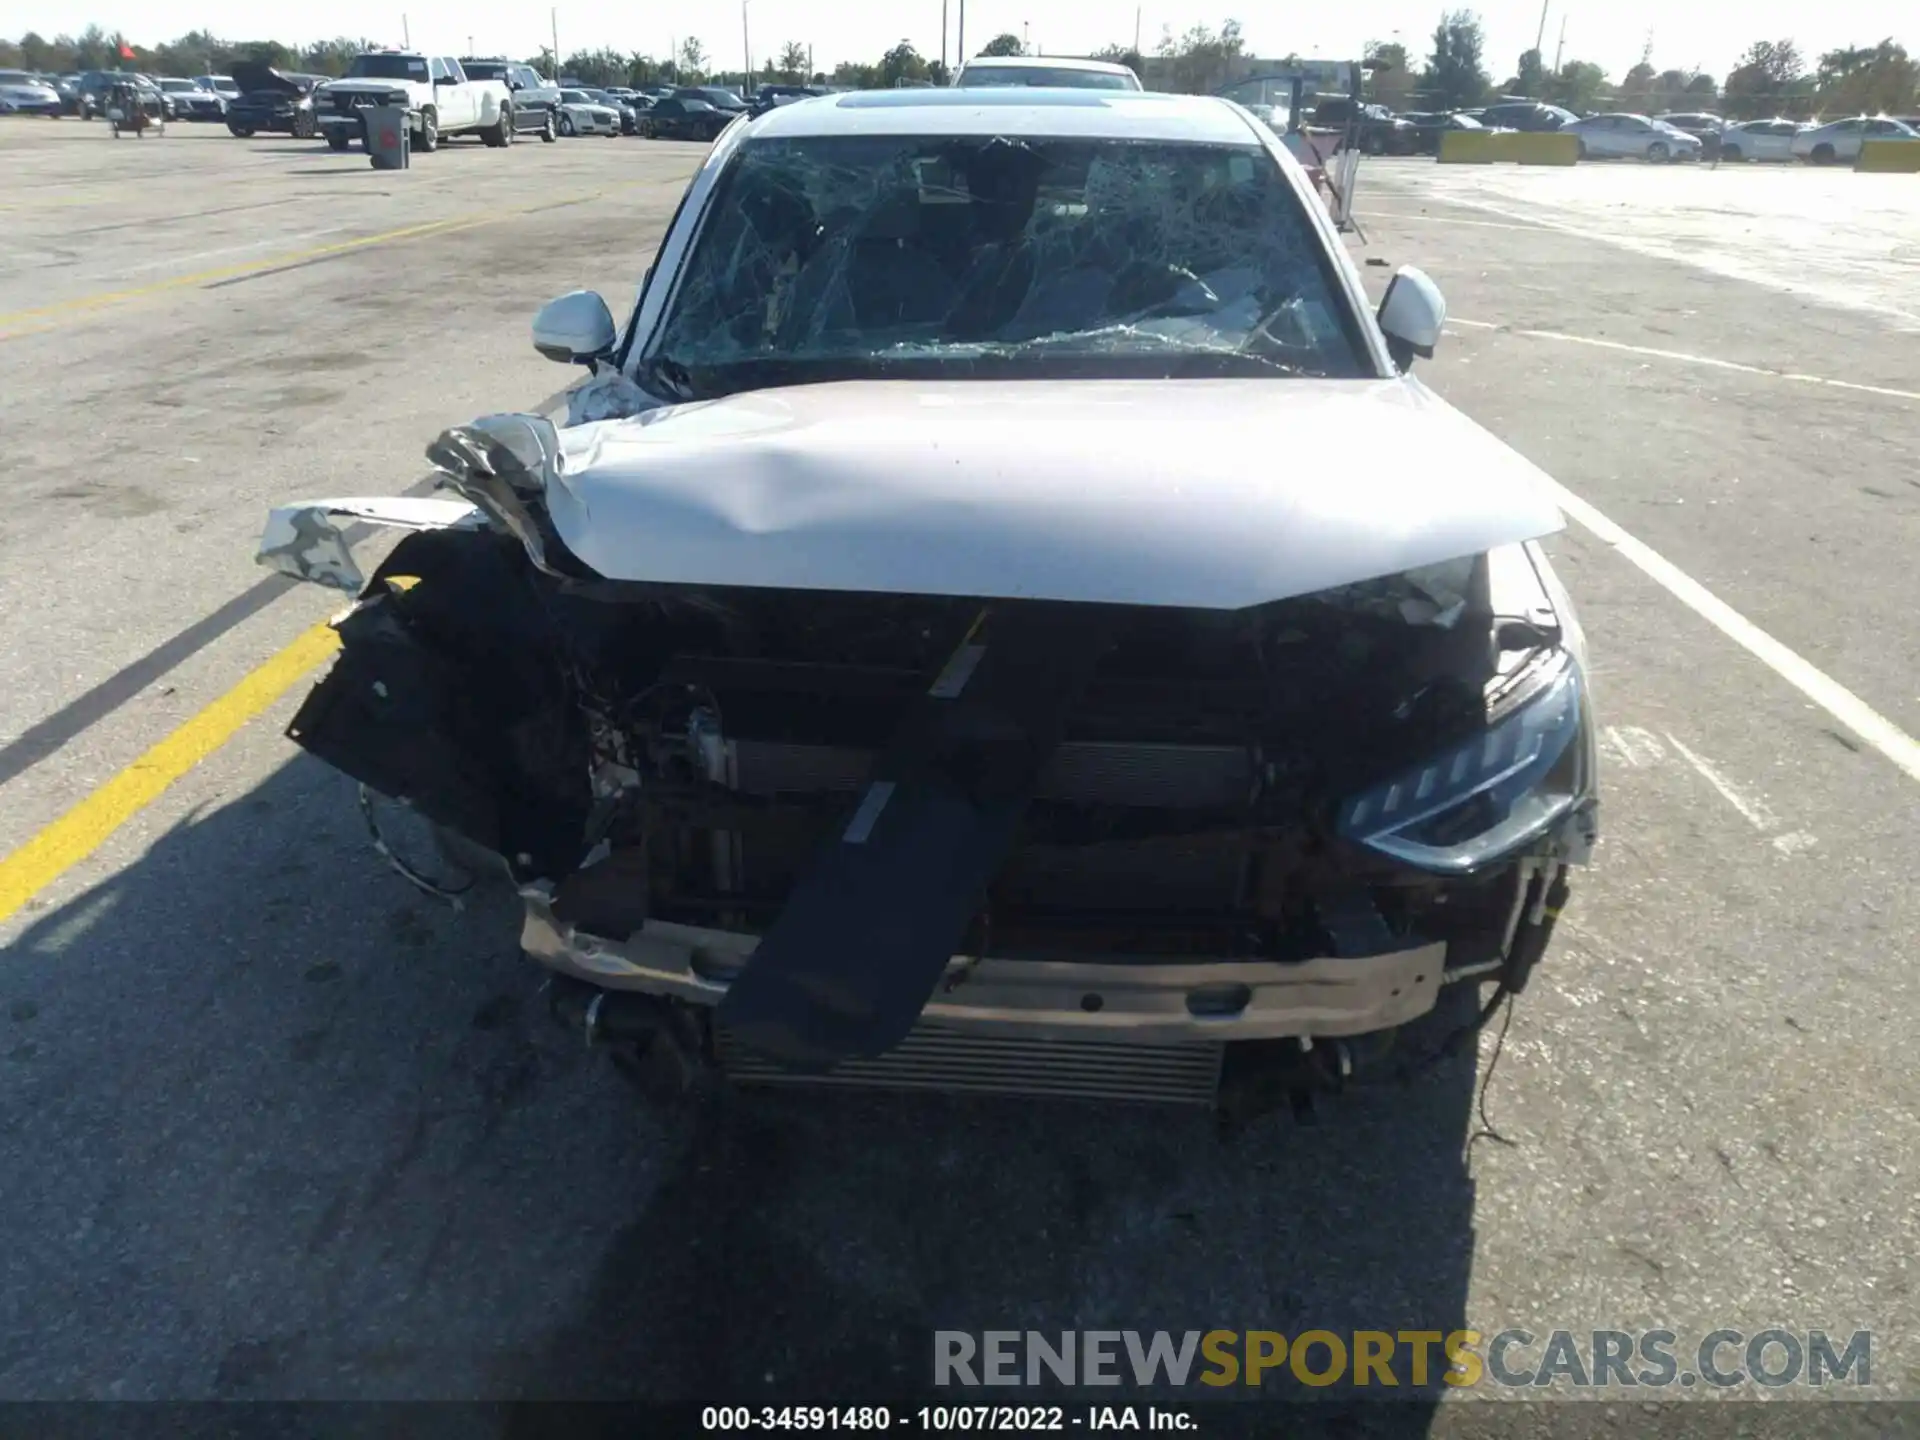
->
[548,378,1567,611]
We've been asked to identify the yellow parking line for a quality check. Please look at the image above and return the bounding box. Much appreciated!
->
[0,180,654,338]
[0,214,484,334]
[0,622,342,927]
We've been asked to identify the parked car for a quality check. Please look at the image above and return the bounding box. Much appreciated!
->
[1791,115,1918,164]
[555,88,622,136]
[579,87,641,133]
[457,58,562,140]
[1477,100,1577,132]
[1312,97,1417,155]
[1562,112,1702,161]
[225,62,324,137]
[671,85,749,114]
[257,89,1598,1123]
[194,74,240,103]
[1716,117,1807,162]
[640,95,734,141]
[0,69,63,116]
[749,83,831,117]
[1402,111,1487,154]
[951,54,1141,90]
[156,76,226,121]
[1654,111,1722,138]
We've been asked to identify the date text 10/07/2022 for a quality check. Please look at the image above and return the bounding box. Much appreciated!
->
[702,1406,1197,1431]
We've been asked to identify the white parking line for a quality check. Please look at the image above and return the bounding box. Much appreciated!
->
[1545,481,1920,786]
[1445,318,1920,403]
[1415,192,1920,329]
[1663,732,1780,831]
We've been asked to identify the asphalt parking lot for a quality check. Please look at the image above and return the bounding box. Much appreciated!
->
[2,121,1919,1428]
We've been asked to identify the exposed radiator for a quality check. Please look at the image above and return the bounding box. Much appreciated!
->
[715,1024,1224,1106]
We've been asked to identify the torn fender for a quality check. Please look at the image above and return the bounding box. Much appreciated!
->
[256,497,485,592]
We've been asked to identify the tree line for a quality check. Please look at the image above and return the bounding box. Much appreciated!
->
[6,16,1912,120]
[1381,11,1916,120]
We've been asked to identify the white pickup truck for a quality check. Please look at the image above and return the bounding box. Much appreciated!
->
[313,51,515,152]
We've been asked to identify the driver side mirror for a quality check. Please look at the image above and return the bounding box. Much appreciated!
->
[1376,265,1446,371]
[533,289,617,365]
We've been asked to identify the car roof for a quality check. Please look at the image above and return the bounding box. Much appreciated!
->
[749,88,1260,143]
[956,54,1135,75]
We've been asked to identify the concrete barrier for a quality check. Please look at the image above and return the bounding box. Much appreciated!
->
[1855,139,1920,173]
[1507,131,1579,165]
[1438,130,1578,165]
[1437,129,1496,163]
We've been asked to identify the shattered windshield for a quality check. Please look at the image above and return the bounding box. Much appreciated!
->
[648,133,1368,395]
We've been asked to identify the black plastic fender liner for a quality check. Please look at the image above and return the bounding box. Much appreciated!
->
[285,528,595,878]
[716,603,1114,1069]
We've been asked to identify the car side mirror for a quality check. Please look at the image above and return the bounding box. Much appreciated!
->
[1376,265,1446,371]
[533,290,617,365]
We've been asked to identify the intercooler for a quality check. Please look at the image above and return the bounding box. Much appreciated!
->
[730,738,1256,809]
[715,1023,1225,1106]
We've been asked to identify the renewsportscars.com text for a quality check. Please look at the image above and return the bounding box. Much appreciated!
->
[933,1329,1872,1390]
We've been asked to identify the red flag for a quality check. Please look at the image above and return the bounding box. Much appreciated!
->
[118,41,134,59]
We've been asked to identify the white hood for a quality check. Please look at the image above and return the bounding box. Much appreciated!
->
[547,378,1566,610]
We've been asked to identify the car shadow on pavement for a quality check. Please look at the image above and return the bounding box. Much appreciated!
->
[1,755,1478,1436]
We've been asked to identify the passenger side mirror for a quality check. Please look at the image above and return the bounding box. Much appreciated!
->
[1376,265,1446,371]
[532,289,617,364]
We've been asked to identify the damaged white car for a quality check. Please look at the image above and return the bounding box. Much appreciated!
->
[259,89,1598,1121]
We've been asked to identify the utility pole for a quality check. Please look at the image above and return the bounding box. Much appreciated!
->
[941,0,948,72]
[401,13,410,47]
[1133,6,1141,54]
[550,8,560,80]
[957,0,965,66]
[1553,15,1566,71]
[1533,0,1548,57]
[742,0,751,87]
[1022,20,1029,53]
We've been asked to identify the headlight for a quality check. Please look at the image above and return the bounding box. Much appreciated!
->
[1337,661,1586,875]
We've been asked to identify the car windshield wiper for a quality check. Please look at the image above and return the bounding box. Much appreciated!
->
[885,325,1298,371]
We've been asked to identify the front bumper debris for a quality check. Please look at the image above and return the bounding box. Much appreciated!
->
[520,890,1450,1047]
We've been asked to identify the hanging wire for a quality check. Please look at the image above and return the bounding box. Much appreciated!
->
[1465,990,1519,1158]
[358,784,477,907]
